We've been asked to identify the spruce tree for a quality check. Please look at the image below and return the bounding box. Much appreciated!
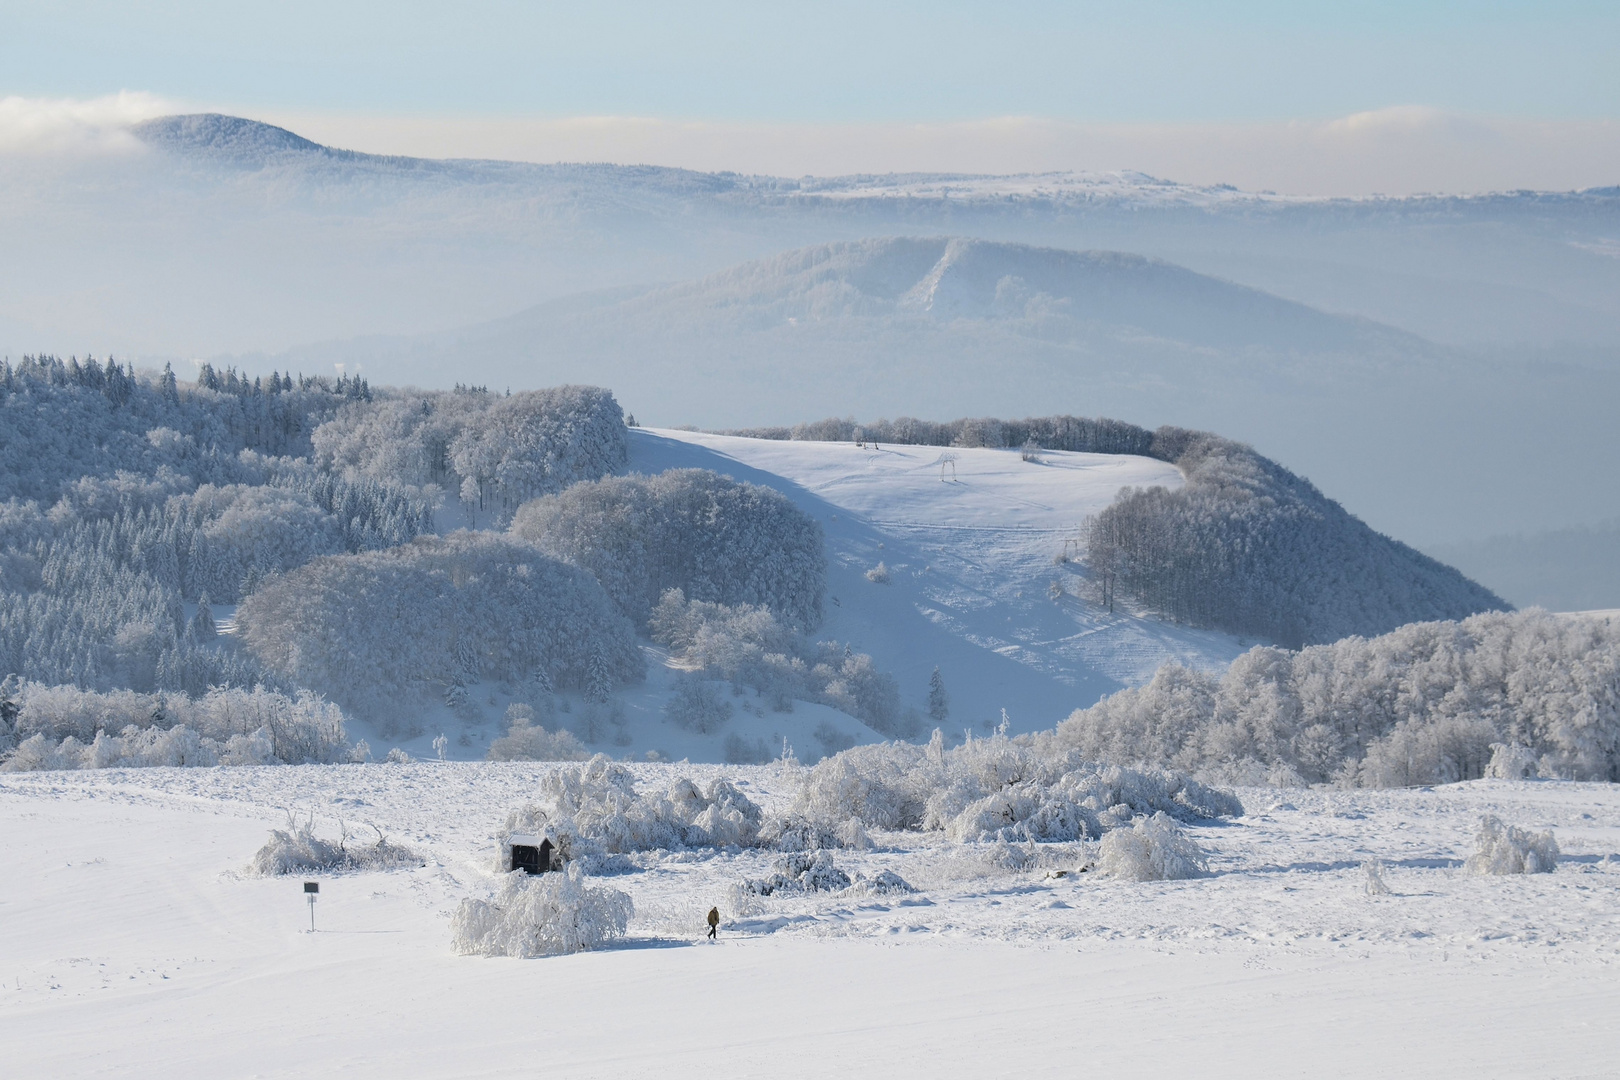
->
[927,666,949,724]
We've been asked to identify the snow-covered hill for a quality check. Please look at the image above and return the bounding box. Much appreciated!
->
[342,428,1246,765]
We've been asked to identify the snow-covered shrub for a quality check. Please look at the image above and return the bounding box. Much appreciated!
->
[649,590,911,738]
[237,532,642,729]
[741,850,852,896]
[452,866,634,958]
[1097,812,1209,881]
[502,755,767,859]
[1363,859,1392,896]
[790,732,1242,843]
[0,682,351,770]
[758,814,872,852]
[248,814,421,876]
[1463,815,1559,875]
[1485,743,1540,780]
[851,869,916,895]
[864,562,889,584]
[664,675,734,733]
[510,468,824,628]
[1056,609,1620,786]
[487,705,589,762]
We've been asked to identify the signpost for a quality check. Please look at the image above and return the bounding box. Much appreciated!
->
[304,881,319,932]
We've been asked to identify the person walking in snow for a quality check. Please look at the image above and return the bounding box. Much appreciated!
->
[707,906,720,941]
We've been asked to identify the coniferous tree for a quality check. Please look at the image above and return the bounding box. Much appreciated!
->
[927,666,949,724]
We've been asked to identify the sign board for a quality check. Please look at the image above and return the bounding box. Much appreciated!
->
[304,881,319,894]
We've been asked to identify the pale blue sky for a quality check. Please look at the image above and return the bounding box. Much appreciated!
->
[4,0,1617,123]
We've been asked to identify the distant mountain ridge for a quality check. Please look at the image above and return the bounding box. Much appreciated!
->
[129,113,1620,213]
[280,234,1433,407]
[133,114,329,160]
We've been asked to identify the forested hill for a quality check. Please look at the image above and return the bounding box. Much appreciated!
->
[722,413,1509,647]
[0,357,629,703]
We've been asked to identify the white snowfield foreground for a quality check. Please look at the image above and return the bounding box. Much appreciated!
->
[3,763,1618,1079]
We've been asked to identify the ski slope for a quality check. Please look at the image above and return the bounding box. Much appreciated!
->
[2,763,1616,1078]
[627,428,1248,731]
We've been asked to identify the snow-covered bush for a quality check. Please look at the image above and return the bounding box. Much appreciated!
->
[0,682,351,770]
[649,590,911,738]
[865,562,890,584]
[248,814,421,876]
[510,468,825,629]
[499,755,767,860]
[851,869,916,895]
[1097,812,1209,881]
[1485,743,1540,780]
[1463,815,1559,875]
[487,705,589,762]
[785,731,1241,846]
[759,814,872,852]
[237,532,642,729]
[452,866,634,958]
[1057,609,1620,786]
[740,850,853,896]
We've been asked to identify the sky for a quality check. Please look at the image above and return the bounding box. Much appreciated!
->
[2,1,1618,191]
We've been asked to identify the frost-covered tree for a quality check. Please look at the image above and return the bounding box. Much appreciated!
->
[510,468,825,629]
[1082,428,1507,646]
[311,385,627,526]
[1057,609,1620,786]
[927,667,949,724]
[236,532,642,729]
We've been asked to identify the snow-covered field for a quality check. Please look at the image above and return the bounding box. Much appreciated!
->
[3,763,1616,1078]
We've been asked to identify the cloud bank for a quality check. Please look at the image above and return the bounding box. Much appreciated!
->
[0,92,177,156]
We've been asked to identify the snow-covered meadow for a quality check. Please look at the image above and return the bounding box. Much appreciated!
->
[2,761,1616,1078]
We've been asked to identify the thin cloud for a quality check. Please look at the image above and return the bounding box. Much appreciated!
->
[0,92,178,156]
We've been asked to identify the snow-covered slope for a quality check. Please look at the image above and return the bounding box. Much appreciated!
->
[627,428,1247,729]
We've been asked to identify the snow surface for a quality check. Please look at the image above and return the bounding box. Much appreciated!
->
[2,763,1616,1078]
